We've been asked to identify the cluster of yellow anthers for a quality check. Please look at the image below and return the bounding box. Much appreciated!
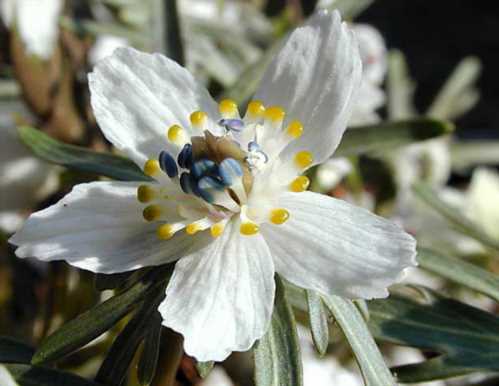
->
[135,99,313,240]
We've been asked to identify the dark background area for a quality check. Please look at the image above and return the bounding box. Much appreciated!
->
[357,0,499,139]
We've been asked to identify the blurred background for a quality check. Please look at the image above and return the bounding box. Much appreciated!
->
[1,1,498,386]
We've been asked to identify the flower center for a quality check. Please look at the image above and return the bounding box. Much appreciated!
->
[136,99,312,240]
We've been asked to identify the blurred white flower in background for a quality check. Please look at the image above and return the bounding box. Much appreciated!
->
[0,0,63,59]
[0,365,18,386]
[0,103,58,234]
[113,0,272,87]
[350,23,387,126]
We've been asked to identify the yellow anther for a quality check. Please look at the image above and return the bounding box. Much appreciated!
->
[264,106,285,122]
[137,185,156,203]
[157,224,174,240]
[270,208,290,225]
[186,223,201,235]
[294,151,313,169]
[289,176,310,192]
[240,222,259,236]
[143,159,160,177]
[167,124,184,144]
[287,120,303,139]
[210,222,225,238]
[219,99,238,118]
[143,205,162,222]
[190,111,207,128]
[246,100,266,118]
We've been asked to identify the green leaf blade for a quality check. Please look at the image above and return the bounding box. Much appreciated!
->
[17,126,151,182]
[323,295,396,386]
[305,290,329,356]
[335,119,453,158]
[254,275,302,386]
[417,248,499,301]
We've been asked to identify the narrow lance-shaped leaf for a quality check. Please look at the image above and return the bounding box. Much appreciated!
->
[305,290,329,356]
[387,49,416,120]
[417,247,499,302]
[335,119,454,158]
[138,312,163,386]
[413,182,499,253]
[427,56,481,121]
[32,266,172,365]
[96,285,167,386]
[4,364,103,386]
[323,295,396,386]
[254,275,303,386]
[17,126,151,182]
[368,293,499,382]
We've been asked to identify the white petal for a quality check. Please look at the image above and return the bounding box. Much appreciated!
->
[349,80,384,126]
[261,191,416,299]
[159,220,275,361]
[255,10,361,164]
[89,47,220,167]
[9,181,210,273]
[3,0,63,59]
[0,365,18,386]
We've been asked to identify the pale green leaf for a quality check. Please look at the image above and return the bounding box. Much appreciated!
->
[254,275,302,386]
[305,290,329,356]
[417,248,499,302]
[323,295,396,386]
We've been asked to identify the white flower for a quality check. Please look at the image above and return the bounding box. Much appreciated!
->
[349,24,387,126]
[0,0,63,59]
[0,103,59,233]
[466,167,499,241]
[0,365,18,386]
[10,11,416,362]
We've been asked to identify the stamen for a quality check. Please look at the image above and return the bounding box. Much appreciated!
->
[240,222,259,236]
[270,208,290,225]
[190,111,208,130]
[186,223,201,235]
[246,100,266,119]
[219,118,245,133]
[177,144,193,169]
[167,124,188,145]
[289,176,310,192]
[143,159,161,177]
[157,224,174,240]
[264,106,285,125]
[143,204,162,222]
[219,99,239,118]
[157,222,187,240]
[158,151,178,178]
[294,151,313,169]
[137,185,156,203]
[286,120,303,139]
[210,222,225,238]
[185,217,212,235]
